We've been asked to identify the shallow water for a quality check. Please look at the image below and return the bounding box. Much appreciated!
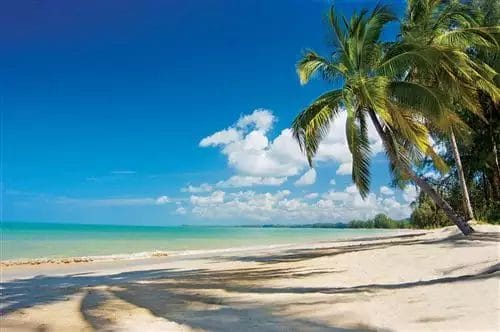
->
[1,222,400,260]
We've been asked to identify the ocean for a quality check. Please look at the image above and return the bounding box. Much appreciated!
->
[1,222,400,261]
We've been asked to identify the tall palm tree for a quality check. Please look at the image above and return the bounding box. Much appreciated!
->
[470,0,500,202]
[293,5,477,235]
[401,0,500,221]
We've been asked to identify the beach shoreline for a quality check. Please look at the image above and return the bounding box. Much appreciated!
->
[0,227,419,267]
[2,225,499,331]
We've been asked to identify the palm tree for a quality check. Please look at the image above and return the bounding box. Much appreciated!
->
[470,0,500,202]
[292,5,476,235]
[400,0,500,221]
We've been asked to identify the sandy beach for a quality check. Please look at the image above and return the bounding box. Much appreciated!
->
[1,224,499,332]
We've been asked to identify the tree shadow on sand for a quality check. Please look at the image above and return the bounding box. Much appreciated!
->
[1,231,498,331]
[216,231,500,264]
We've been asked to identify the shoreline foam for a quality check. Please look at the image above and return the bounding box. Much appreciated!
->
[0,229,424,267]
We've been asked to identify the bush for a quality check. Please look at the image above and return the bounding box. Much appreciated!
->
[373,213,398,229]
[410,195,451,229]
[347,214,405,229]
[477,201,500,224]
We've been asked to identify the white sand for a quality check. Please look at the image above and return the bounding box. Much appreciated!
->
[1,225,499,331]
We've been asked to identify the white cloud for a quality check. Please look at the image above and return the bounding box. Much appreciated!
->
[236,109,275,133]
[304,192,319,199]
[380,186,394,196]
[175,206,187,215]
[200,110,306,177]
[182,183,213,193]
[403,185,419,203]
[155,196,170,205]
[199,109,384,179]
[222,128,306,177]
[329,179,336,186]
[314,112,383,175]
[345,184,359,194]
[199,128,241,147]
[190,190,225,206]
[423,170,441,181]
[216,175,287,188]
[294,169,317,186]
[187,186,412,222]
[335,162,352,175]
[190,190,292,221]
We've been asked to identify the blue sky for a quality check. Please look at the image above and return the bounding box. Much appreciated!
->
[2,0,417,225]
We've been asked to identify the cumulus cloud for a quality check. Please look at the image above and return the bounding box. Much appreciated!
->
[304,192,319,199]
[199,128,241,147]
[380,186,395,196]
[314,112,383,175]
[329,179,336,186]
[175,206,187,215]
[190,190,292,221]
[403,185,419,203]
[423,170,442,181]
[294,169,317,186]
[181,183,213,193]
[199,109,384,179]
[190,190,225,206]
[155,196,170,205]
[216,175,287,188]
[236,109,274,132]
[188,185,413,222]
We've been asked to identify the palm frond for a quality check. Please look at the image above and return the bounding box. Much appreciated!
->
[363,3,397,45]
[292,90,344,165]
[327,7,348,55]
[434,27,500,50]
[377,42,440,79]
[296,51,345,85]
[390,81,449,119]
[346,109,371,198]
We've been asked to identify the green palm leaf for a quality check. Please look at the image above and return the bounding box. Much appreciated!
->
[292,89,343,165]
[346,110,371,198]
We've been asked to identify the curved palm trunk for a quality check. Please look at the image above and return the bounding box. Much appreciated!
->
[367,110,474,235]
[449,129,474,220]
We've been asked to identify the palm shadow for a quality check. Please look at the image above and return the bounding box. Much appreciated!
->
[218,230,499,264]
[1,230,498,331]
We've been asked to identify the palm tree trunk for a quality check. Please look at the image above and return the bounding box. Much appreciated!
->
[488,101,500,201]
[449,129,474,220]
[367,109,474,235]
[490,137,500,201]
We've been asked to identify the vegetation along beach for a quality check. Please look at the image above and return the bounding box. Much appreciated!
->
[1,0,499,331]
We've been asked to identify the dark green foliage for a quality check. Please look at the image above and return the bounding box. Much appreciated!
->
[410,194,452,228]
[347,213,408,229]
[256,216,410,229]
[294,0,498,230]
[410,101,500,226]
[401,0,500,228]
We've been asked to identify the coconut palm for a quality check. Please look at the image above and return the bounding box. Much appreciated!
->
[401,0,500,220]
[469,0,500,202]
[292,5,477,234]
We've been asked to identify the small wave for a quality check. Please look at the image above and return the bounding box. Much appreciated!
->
[0,250,170,267]
[1,230,417,267]
[0,242,302,267]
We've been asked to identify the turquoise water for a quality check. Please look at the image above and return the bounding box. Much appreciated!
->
[1,222,398,260]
